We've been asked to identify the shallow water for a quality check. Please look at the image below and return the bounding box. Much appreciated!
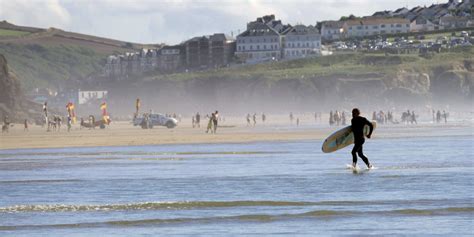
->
[0,128,473,236]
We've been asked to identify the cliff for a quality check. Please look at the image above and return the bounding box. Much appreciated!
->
[0,54,40,121]
[106,50,473,114]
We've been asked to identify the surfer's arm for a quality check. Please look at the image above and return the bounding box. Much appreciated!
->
[366,119,373,138]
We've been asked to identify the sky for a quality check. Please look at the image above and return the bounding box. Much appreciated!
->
[0,0,443,44]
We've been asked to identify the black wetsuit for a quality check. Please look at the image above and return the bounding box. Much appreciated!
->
[351,116,373,166]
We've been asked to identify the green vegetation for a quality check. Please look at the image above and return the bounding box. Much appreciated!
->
[0,43,107,90]
[148,47,473,82]
[0,29,30,37]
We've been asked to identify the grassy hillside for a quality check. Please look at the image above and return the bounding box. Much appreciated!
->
[146,46,473,82]
[0,21,152,91]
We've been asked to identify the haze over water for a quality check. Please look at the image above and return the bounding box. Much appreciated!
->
[0,121,473,236]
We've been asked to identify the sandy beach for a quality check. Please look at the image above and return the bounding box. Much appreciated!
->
[1,114,472,150]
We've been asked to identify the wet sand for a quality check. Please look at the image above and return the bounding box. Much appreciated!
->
[0,115,472,150]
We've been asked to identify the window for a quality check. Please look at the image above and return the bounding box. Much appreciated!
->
[349,26,353,29]
[250,45,253,50]
[257,45,260,50]
[373,26,378,29]
[381,24,385,28]
[263,45,266,50]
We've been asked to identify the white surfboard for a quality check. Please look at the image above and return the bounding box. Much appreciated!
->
[322,121,376,153]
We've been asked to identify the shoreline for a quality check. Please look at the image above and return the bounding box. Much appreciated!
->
[1,120,472,150]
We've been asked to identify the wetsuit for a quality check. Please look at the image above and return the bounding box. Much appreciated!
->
[351,116,373,166]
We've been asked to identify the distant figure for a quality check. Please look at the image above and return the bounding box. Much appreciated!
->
[2,116,9,133]
[436,110,441,123]
[341,112,346,125]
[443,110,448,123]
[329,111,334,126]
[67,116,72,132]
[411,111,417,124]
[289,113,294,123]
[253,113,257,126]
[296,118,300,126]
[24,119,28,132]
[351,108,374,169]
[262,113,266,123]
[192,116,195,128]
[314,112,318,122]
[246,114,251,126]
[80,118,84,129]
[57,116,62,131]
[135,98,140,119]
[206,113,214,133]
[213,111,219,133]
[334,111,340,126]
[372,111,377,121]
[432,109,436,123]
[196,113,201,128]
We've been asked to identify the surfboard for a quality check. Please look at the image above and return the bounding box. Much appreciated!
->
[322,121,376,153]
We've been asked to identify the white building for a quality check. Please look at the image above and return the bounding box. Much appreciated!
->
[320,21,345,41]
[235,15,292,64]
[345,18,411,38]
[78,90,108,105]
[284,25,321,59]
[410,16,437,32]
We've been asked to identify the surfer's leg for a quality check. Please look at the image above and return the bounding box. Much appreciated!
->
[357,146,371,168]
[351,143,361,165]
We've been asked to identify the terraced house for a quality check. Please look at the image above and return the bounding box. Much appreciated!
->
[284,25,321,59]
[235,15,292,64]
[345,18,410,38]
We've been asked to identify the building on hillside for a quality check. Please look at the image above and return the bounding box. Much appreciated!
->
[184,33,235,69]
[439,16,470,28]
[104,48,160,80]
[157,45,184,72]
[235,15,292,64]
[392,7,410,17]
[410,16,438,32]
[78,90,108,105]
[283,25,321,59]
[372,10,393,18]
[209,34,236,68]
[345,18,410,38]
[320,21,345,41]
[185,36,210,69]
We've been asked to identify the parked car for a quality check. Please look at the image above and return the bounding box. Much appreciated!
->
[133,113,178,129]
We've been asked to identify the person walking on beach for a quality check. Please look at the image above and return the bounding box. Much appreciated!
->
[206,113,214,133]
[351,108,374,169]
[253,113,257,126]
[213,111,219,133]
[24,119,28,132]
[67,116,72,132]
[246,114,251,126]
[196,112,201,128]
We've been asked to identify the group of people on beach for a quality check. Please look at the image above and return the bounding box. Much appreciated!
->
[433,110,448,123]
[205,111,219,134]
[329,111,347,126]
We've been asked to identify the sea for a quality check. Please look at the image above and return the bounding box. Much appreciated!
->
[0,124,473,236]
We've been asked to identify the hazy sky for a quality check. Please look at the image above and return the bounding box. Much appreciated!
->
[1,0,442,44]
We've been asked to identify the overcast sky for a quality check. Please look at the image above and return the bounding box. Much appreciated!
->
[1,0,442,44]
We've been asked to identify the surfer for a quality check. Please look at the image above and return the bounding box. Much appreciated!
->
[351,108,374,169]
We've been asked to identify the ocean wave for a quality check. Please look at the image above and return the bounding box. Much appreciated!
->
[1,199,471,213]
[1,207,472,230]
[0,201,313,213]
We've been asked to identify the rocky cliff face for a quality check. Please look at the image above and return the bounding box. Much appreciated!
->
[108,62,473,115]
[0,54,39,121]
